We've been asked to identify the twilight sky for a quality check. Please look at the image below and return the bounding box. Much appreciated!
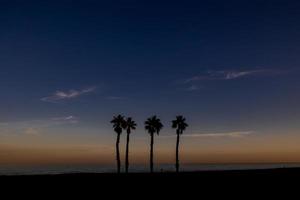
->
[1,0,300,166]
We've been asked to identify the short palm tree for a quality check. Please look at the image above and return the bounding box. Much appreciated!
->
[123,117,137,173]
[111,115,125,173]
[172,116,188,173]
[145,116,163,173]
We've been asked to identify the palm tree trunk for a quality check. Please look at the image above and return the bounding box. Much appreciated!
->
[125,130,130,173]
[116,133,121,173]
[176,131,180,173]
[150,133,154,173]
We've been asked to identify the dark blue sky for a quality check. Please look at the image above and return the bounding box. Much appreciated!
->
[0,0,300,144]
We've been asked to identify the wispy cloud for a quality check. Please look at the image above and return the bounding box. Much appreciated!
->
[41,87,96,102]
[186,85,200,92]
[161,131,254,139]
[183,75,207,83]
[0,116,79,137]
[185,70,263,83]
[106,96,127,100]
[24,127,40,136]
[180,70,269,91]
[0,122,9,126]
[183,131,253,138]
[223,70,260,80]
[51,116,79,124]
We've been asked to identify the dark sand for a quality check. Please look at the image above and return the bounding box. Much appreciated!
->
[1,168,299,196]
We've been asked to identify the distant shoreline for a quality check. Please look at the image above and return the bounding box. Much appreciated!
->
[1,167,300,177]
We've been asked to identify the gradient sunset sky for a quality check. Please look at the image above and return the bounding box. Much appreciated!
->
[1,0,300,166]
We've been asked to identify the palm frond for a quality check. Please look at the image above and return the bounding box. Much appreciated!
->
[172,115,188,134]
[111,114,125,134]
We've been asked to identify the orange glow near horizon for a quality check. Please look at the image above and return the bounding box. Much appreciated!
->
[1,131,300,166]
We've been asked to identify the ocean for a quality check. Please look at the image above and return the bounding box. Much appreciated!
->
[1,163,300,175]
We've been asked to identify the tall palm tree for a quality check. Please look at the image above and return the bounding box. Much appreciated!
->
[172,116,188,173]
[145,116,163,173]
[123,117,137,173]
[111,115,125,173]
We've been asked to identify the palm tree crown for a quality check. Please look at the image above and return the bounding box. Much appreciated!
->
[172,116,188,134]
[111,115,126,134]
[145,116,163,135]
[123,117,137,133]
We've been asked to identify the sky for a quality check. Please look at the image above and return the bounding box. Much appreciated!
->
[1,0,300,166]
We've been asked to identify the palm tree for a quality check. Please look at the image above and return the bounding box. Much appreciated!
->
[145,116,163,173]
[111,115,125,173]
[172,116,188,173]
[123,117,137,173]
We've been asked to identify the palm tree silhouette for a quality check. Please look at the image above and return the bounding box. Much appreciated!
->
[145,116,163,173]
[172,116,188,173]
[123,117,137,173]
[111,115,126,173]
